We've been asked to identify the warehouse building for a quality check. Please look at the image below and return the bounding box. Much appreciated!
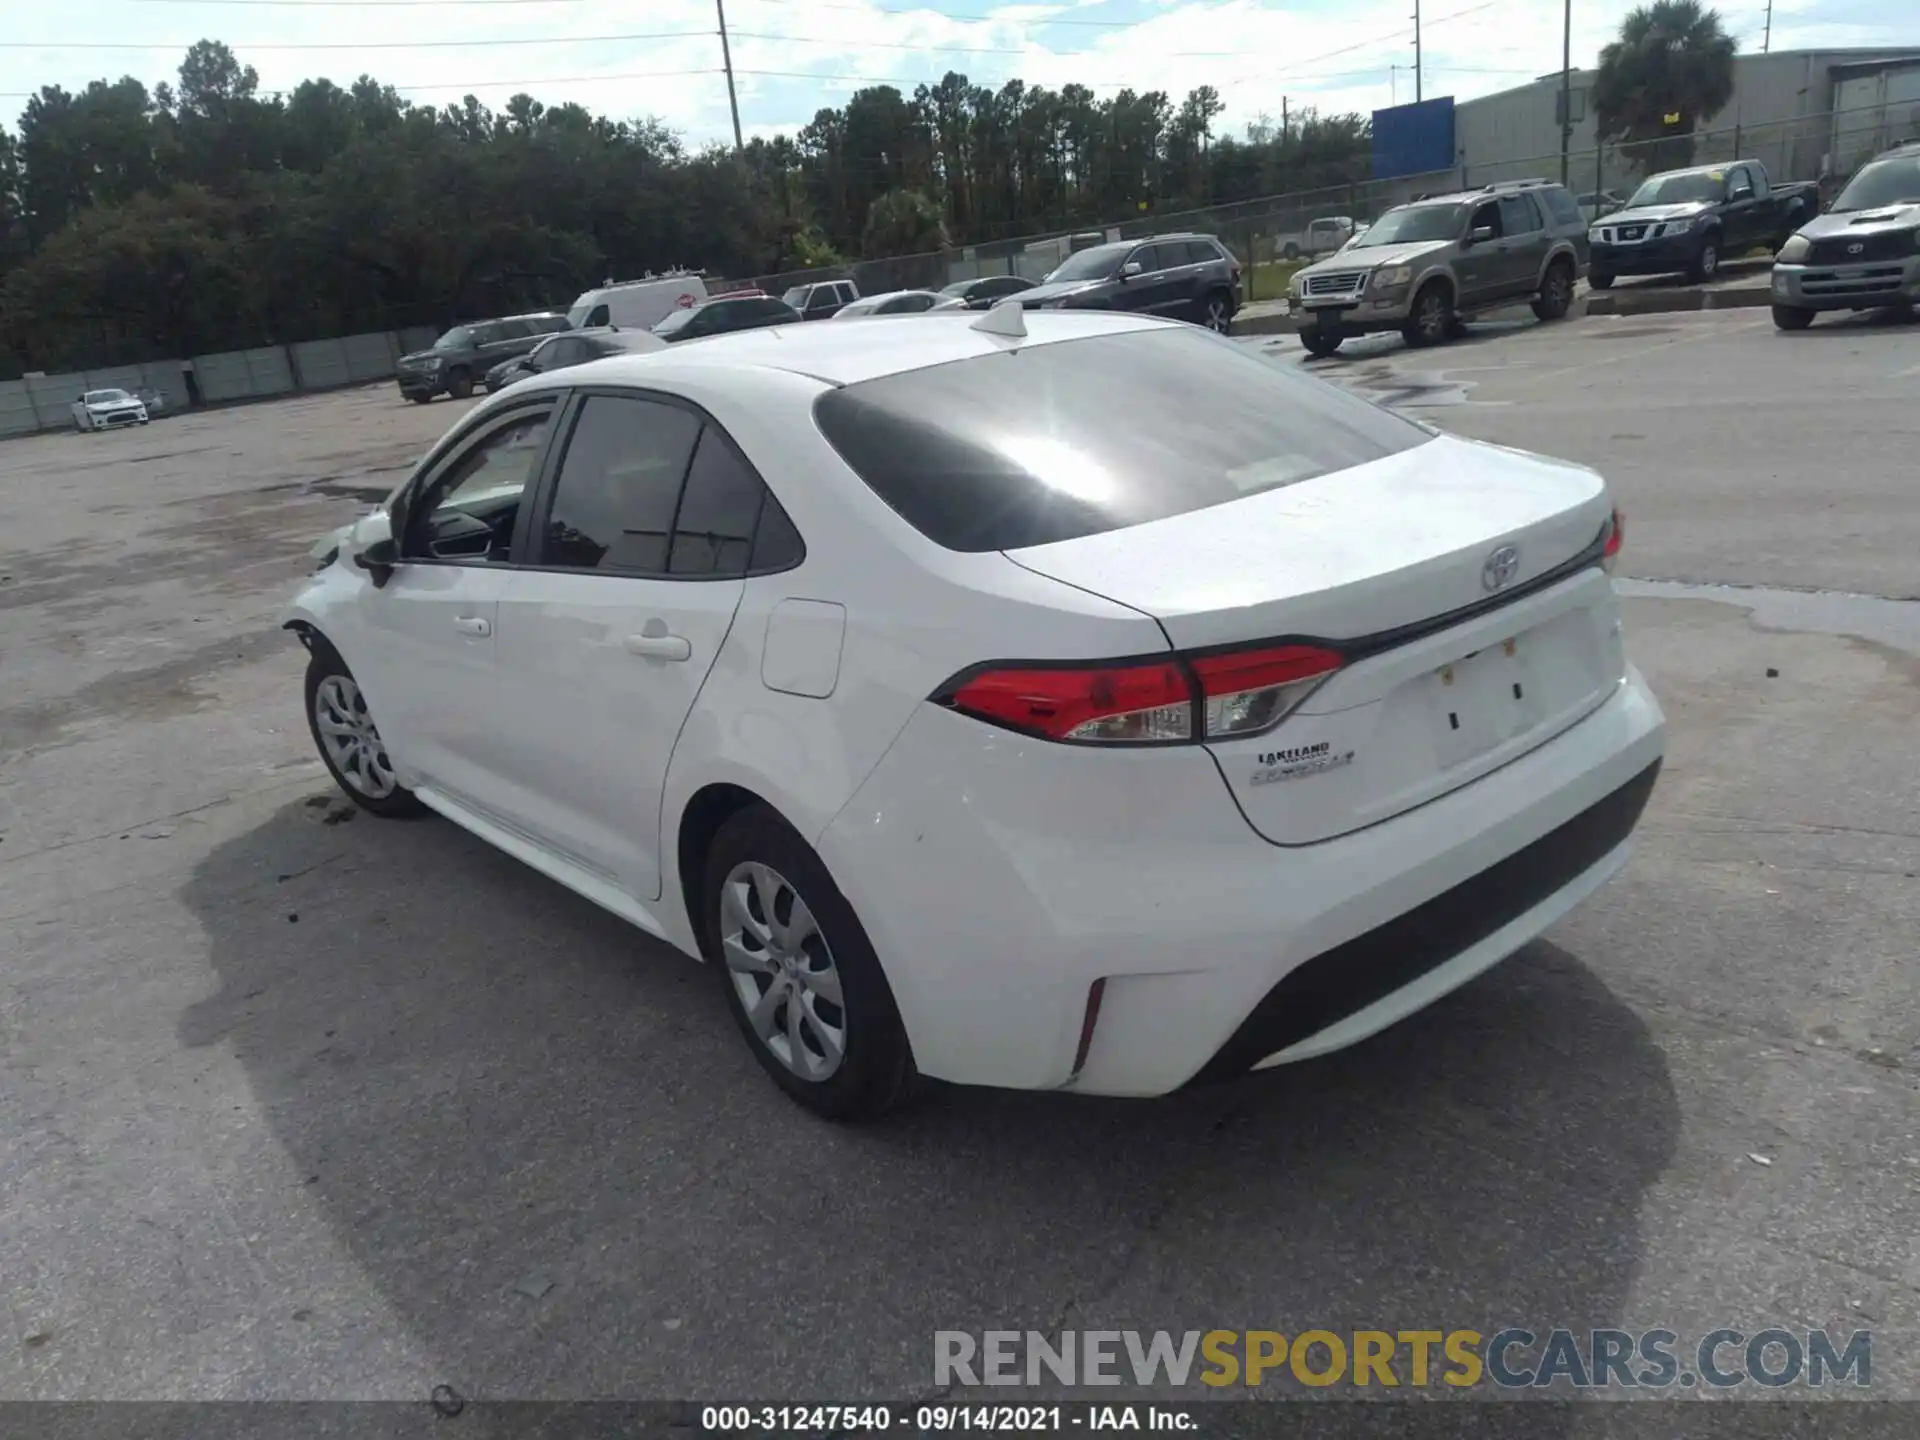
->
[1372,47,1920,202]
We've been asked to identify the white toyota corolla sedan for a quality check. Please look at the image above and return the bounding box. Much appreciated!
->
[285,305,1665,1118]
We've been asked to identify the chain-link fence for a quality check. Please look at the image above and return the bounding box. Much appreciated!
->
[725,101,1917,306]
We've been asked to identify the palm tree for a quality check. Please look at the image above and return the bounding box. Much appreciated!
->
[1592,1,1738,175]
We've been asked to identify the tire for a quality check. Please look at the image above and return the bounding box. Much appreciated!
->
[1299,325,1344,358]
[1282,242,1300,261]
[407,393,433,405]
[1531,258,1575,321]
[302,645,426,819]
[1588,269,1615,291]
[700,804,919,1120]
[1401,281,1454,347]
[1199,288,1234,335]
[1688,235,1721,283]
[446,368,474,400]
[1771,304,1814,331]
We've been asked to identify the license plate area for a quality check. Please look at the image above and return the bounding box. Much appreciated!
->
[1427,635,1548,768]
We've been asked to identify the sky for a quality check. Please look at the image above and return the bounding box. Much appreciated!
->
[2,0,1911,148]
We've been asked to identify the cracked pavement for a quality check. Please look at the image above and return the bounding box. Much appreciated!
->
[1,312,1916,1418]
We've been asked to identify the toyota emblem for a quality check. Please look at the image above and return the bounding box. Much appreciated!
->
[1482,544,1521,592]
[1847,241,1865,255]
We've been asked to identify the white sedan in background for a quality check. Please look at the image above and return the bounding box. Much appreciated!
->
[71,388,149,431]
[285,306,1664,1119]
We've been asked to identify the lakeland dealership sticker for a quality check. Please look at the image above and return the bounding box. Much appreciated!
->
[1250,742,1356,786]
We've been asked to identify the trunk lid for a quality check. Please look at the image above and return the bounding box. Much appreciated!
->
[1004,434,1626,845]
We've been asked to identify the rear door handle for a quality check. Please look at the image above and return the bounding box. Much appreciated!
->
[453,616,491,637]
[624,633,691,661]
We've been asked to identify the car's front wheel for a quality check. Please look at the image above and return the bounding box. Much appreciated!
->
[446,368,474,400]
[1689,235,1721,283]
[1588,268,1615,290]
[303,645,425,818]
[702,804,919,1120]
[1771,303,1815,331]
[1401,282,1454,347]
[1298,324,1344,358]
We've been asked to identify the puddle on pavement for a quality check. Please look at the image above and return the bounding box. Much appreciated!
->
[1616,579,1920,656]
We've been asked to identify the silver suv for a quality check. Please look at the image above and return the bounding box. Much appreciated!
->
[1289,179,1590,356]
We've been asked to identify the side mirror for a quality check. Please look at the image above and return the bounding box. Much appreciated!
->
[1468,225,1496,245]
[352,510,398,588]
[1120,261,1143,279]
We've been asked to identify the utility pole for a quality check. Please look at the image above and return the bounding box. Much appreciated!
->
[1559,0,1572,185]
[716,0,743,151]
[1762,0,1773,53]
[1413,0,1423,103]
[1281,95,1289,143]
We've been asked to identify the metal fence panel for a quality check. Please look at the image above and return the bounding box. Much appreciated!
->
[290,338,351,391]
[192,346,295,403]
[0,380,41,438]
[343,332,398,383]
[396,326,437,358]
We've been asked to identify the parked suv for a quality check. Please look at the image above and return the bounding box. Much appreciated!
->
[653,293,803,343]
[1015,233,1243,333]
[1768,141,1920,330]
[782,279,860,321]
[396,312,569,402]
[1289,179,1588,356]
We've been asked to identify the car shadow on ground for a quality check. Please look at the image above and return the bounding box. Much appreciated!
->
[179,794,1679,1406]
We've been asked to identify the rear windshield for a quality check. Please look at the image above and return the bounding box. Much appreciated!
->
[812,327,1432,552]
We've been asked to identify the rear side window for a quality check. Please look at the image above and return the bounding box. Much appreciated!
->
[1540,186,1584,226]
[813,327,1432,553]
[1499,194,1543,234]
[669,429,765,576]
[1182,239,1222,265]
[541,396,702,571]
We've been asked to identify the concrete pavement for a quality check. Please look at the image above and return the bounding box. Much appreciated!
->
[1,314,1916,1411]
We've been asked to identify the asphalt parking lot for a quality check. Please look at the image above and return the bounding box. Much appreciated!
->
[2,312,1917,1414]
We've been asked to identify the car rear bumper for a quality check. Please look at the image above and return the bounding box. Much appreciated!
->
[1770,258,1920,310]
[818,663,1665,1096]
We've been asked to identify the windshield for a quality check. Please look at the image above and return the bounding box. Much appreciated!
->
[653,307,699,335]
[433,327,471,350]
[1350,206,1464,246]
[1043,244,1129,283]
[1830,156,1920,213]
[85,389,131,403]
[939,279,974,295]
[781,287,809,308]
[1627,172,1725,207]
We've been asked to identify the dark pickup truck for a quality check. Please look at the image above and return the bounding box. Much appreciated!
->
[1587,159,1818,287]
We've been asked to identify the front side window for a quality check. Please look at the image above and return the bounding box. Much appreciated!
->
[1469,201,1502,237]
[813,326,1432,553]
[404,405,554,562]
[585,303,611,327]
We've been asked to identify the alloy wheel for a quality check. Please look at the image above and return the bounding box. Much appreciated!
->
[1204,297,1232,334]
[720,861,848,1082]
[313,674,398,799]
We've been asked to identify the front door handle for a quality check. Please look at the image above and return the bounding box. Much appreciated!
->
[453,615,491,637]
[624,632,691,661]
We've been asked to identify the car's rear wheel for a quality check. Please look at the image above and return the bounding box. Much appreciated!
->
[1401,282,1453,347]
[1588,268,1615,290]
[303,646,425,818]
[1199,289,1234,334]
[408,393,432,404]
[1771,304,1815,331]
[1531,258,1575,321]
[1298,324,1344,357]
[446,368,473,400]
[702,804,919,1120]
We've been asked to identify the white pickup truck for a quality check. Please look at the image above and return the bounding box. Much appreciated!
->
[1274,215,1359,261]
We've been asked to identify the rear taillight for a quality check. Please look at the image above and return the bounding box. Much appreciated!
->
[939,643,1343,746]
[1601,506,1625,574]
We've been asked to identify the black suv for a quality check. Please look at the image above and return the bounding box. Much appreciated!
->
[782,279,860,321]
[652,293,802,343]
[396,313,570,402]
[1015,234,1243,333]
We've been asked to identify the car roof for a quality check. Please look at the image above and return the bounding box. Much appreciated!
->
[507,308,1173,390]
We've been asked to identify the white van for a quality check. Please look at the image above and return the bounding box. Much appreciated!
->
[567,273,710,331]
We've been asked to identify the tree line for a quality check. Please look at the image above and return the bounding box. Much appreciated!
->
[0,40,1370,372]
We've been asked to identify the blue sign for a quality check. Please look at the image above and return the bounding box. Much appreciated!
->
[1372,97,1456,179]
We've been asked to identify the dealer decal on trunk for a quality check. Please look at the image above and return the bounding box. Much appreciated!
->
[1250,741,1357,786]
